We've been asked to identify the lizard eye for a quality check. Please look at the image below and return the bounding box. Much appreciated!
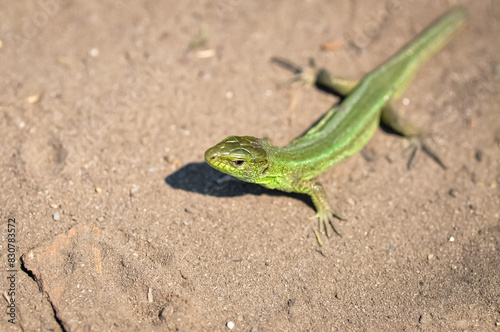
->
[233,160,245,167]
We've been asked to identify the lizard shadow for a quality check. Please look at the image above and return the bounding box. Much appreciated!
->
[165,162,315,210]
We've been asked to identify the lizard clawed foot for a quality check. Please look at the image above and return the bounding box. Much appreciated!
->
[310,209,344,245]
[271,57,318,88]
[406,135,447,170]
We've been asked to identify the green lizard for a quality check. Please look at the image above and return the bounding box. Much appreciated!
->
[205,7,467,239]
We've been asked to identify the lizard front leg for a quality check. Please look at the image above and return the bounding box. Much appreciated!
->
[291,178,343,239]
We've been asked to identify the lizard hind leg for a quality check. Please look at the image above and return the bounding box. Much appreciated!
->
[271,57,318,88]
[381,104,447,170]
[407,137,448,170]
[271,57,359,96]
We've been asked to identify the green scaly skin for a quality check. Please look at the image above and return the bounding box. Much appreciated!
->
[205,7,467,238]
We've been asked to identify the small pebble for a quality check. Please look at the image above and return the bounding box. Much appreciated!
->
[427,254,434,261]
[27,95,40,103]
[419,313,432,324]
[196,49,216,58]
[52,212,60,221]
[95,187,102,194]
[474,150,483,162]
[226,321,235,330]
[89,47,99,57]
[449,236,455,242]
[448,189,458,198]
[147,288,153,303]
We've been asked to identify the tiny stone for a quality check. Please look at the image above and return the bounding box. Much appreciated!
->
[448,189,458,197]
[449,236,455,242]
[427,254,434,261]
[347,198,355,206]
[95,187,102,194]
[89,47,99,57]
[419,313,432,324]
[474,150,483,162]
[196,49,216,58]
[147,288,153,303]
[52,212,60,221]
[226,321,235,329]
[27,95,40,103]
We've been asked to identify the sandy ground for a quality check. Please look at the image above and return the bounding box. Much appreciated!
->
[1,0,499,331]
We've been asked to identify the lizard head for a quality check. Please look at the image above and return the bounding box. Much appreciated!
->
[205,136,270,183]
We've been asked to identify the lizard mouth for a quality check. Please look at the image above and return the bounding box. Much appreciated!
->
[204,148,233,173]
[204,147,255,183]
